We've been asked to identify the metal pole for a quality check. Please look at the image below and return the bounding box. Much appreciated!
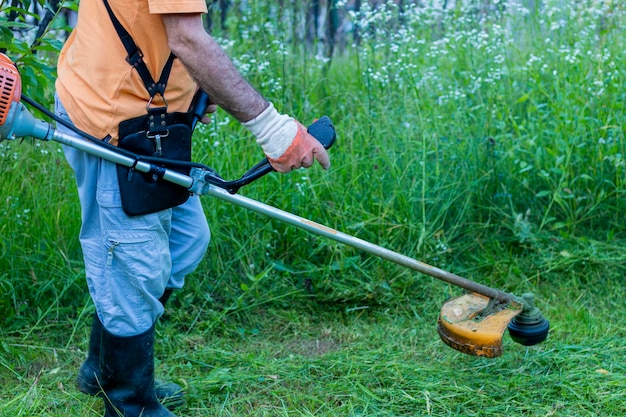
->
[51,129,194,189]
[205,186,514,303]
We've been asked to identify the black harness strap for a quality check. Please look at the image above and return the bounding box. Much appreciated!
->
[102,0,175,98]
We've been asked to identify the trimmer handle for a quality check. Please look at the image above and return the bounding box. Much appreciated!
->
[202,113,337,194]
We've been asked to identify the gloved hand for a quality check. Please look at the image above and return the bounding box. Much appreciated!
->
[244,103,330,173]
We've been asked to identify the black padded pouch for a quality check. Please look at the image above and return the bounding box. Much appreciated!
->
[116,108,193,216]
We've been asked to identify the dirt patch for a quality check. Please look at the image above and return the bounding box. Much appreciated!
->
[283,338,341,357]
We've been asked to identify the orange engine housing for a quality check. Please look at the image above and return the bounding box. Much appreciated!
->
[0,53,22,127]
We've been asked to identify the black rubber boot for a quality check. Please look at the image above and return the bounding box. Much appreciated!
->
[158,289,174,307]
[76,290,183,409]
[100,324,175,417]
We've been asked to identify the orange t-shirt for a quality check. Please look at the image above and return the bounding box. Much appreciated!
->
[55,0,207,144]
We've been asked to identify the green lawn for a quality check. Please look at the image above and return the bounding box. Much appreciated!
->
[2,261,625,416]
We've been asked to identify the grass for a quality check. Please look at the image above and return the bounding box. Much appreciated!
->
[1,269,625,416]
[1,0,626,415]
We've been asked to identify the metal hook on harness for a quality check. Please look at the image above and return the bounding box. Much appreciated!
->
[145,93,168,112]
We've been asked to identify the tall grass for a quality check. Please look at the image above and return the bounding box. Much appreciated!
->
[190,0,626,301]
[1,0,626,415]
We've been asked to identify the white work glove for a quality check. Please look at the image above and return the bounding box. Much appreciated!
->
[244,103,330,173]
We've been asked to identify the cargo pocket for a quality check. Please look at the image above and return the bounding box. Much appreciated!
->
[104,230,169,285]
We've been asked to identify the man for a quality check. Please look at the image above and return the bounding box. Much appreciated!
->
[55,1,330,416]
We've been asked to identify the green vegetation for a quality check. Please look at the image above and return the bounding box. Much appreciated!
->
[1,1,625,415]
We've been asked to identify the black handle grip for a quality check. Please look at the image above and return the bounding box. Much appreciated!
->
[307,115,336,150]
[190,90,212,130]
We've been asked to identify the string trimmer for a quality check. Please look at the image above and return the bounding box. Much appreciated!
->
[0,53,549,358]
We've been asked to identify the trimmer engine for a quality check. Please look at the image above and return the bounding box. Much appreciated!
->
[0,53,22,128]
[0,53,52,141]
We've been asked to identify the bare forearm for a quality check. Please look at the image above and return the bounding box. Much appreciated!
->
[161,14,330,172]
[162,14,267,122]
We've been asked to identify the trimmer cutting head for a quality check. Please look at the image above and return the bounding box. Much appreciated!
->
[507,293,550,346]
[438,293,523,358]
[438,292,549,358]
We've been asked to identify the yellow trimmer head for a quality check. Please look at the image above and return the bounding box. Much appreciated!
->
[437,293,523,358]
